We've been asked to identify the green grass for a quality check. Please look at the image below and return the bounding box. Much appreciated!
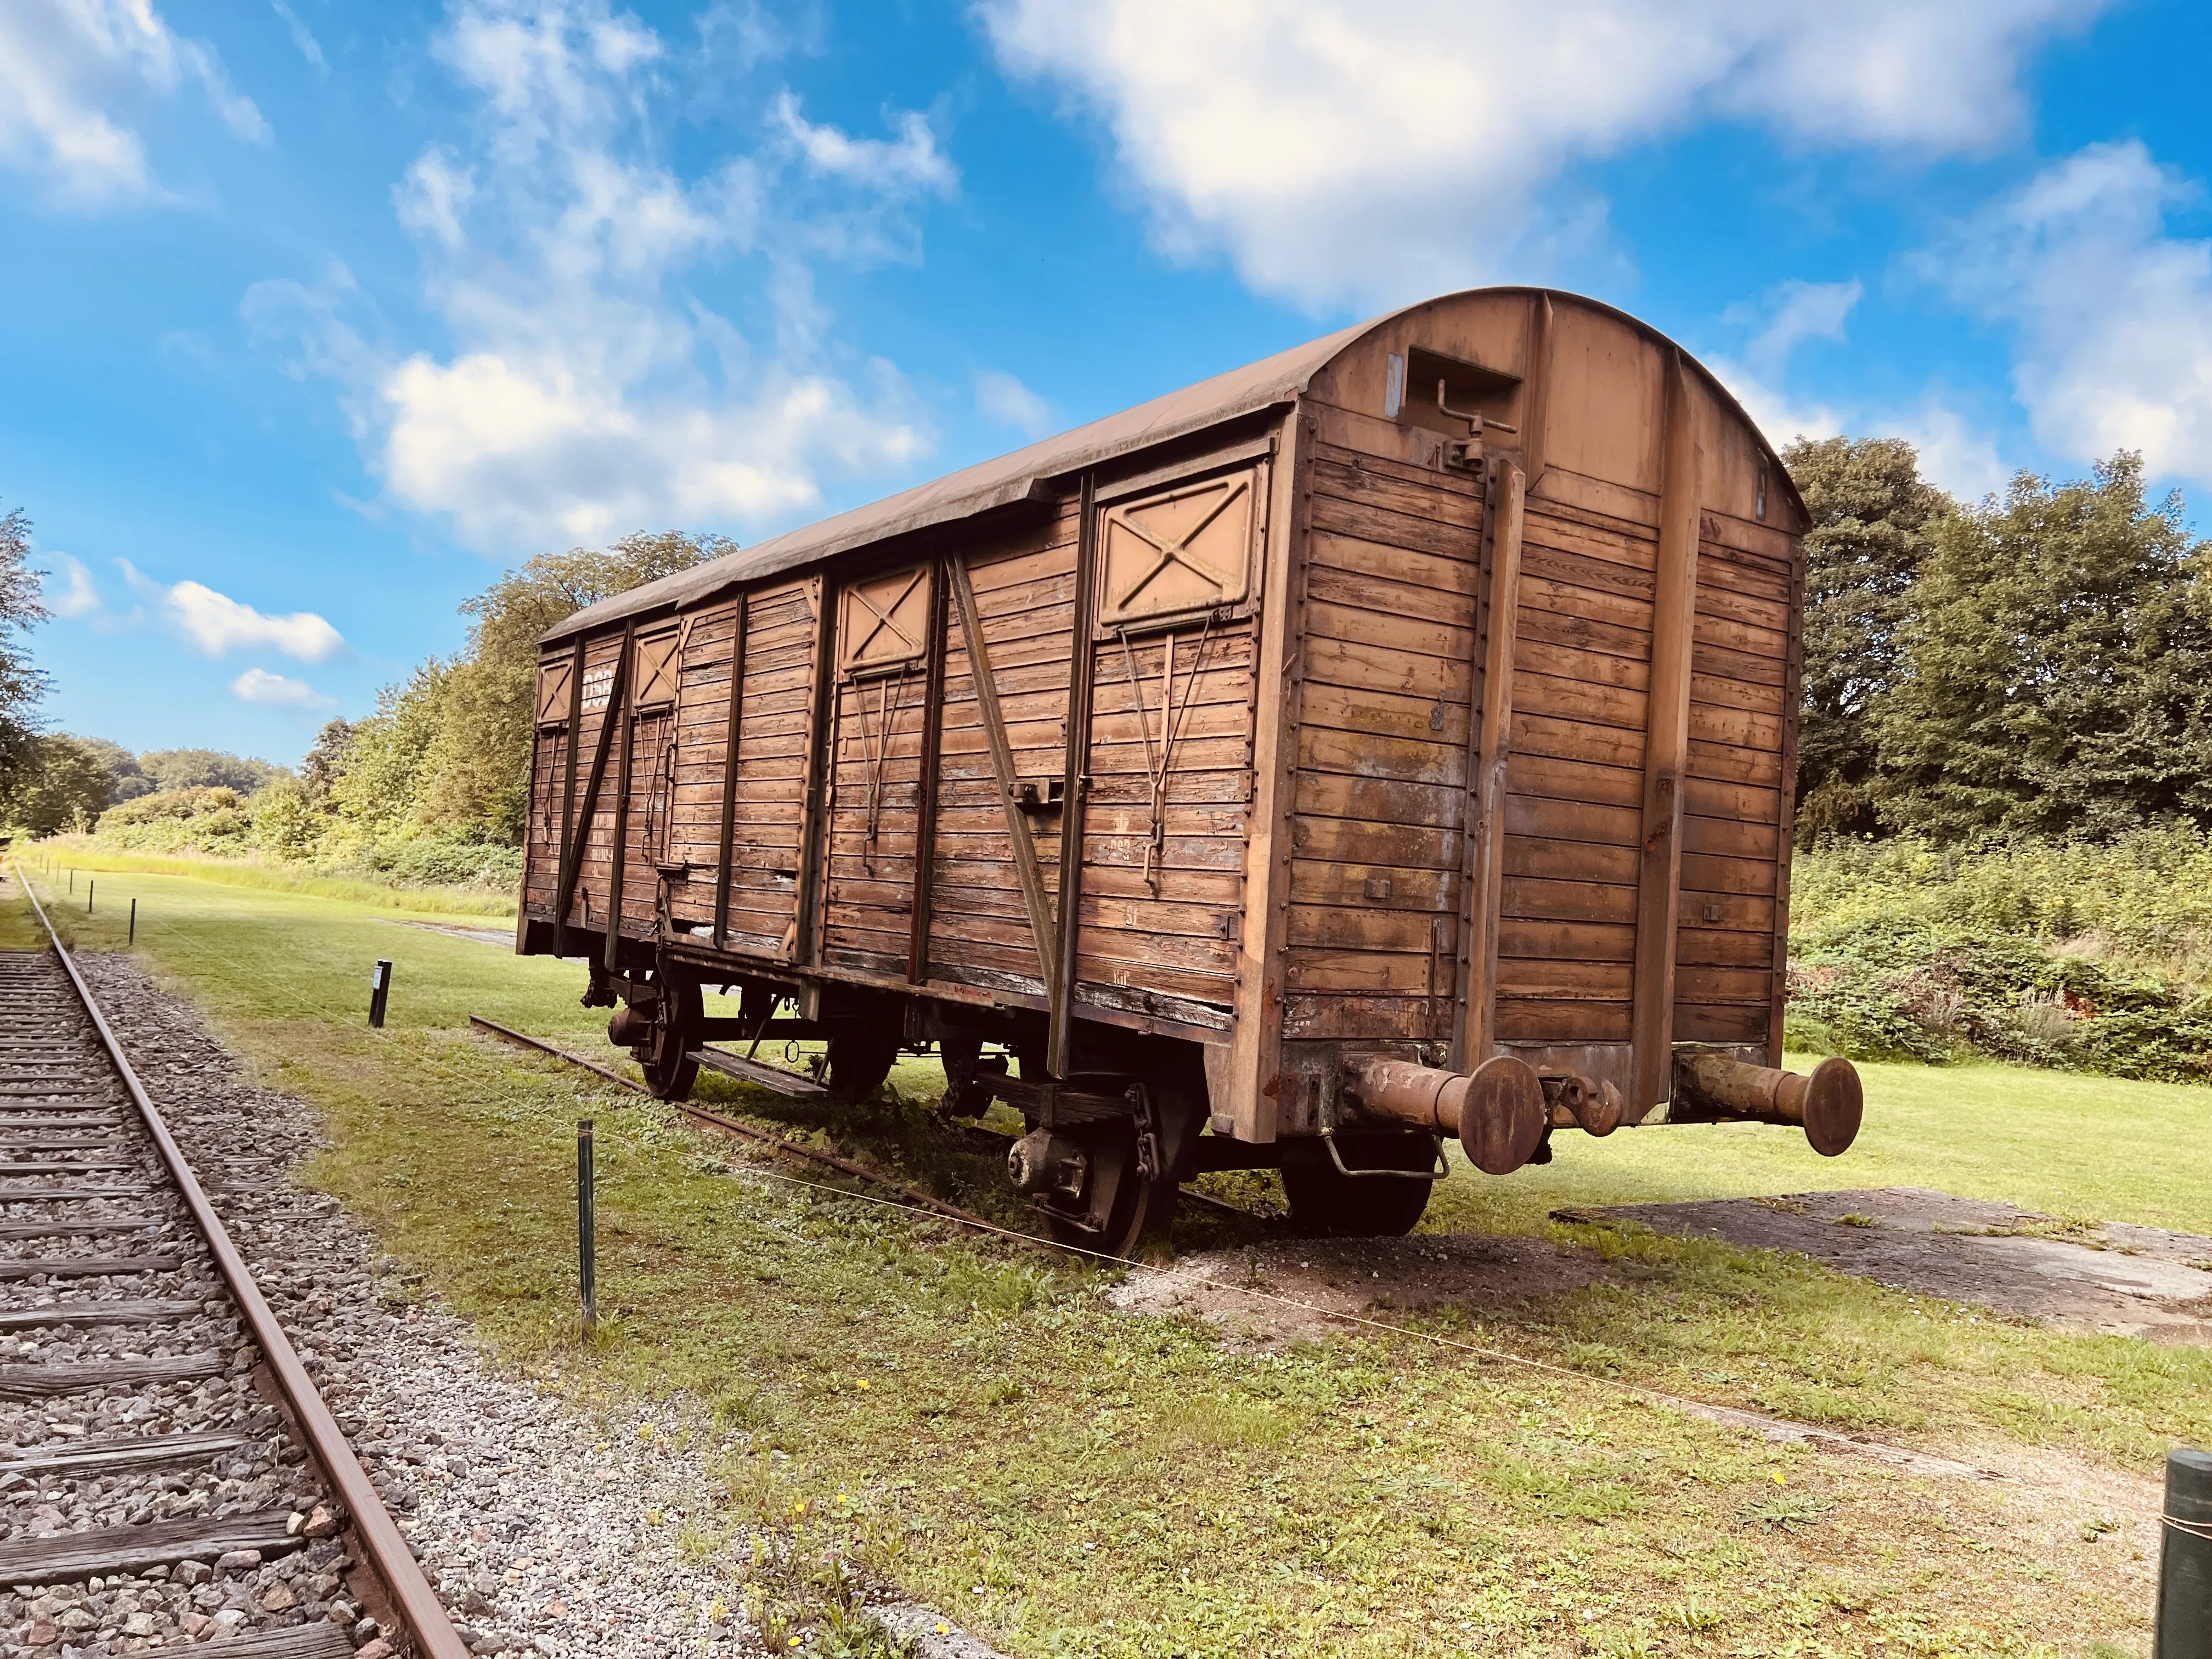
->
[20,838,517,918]
[7,855,2197,1658]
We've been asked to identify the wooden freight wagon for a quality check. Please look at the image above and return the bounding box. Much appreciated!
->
[517,286,1862,1254]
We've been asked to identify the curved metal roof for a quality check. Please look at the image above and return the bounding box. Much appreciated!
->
[545,287,1798,643]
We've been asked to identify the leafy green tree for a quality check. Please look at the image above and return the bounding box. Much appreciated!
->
[2,735,115,834]
[251,777,324,860]
[75,737,151,802]
[0,502,50,797]
[298,719,356,808]
[410,529,727,844]
[326,660,454,846]
[1782,437,1954,841]
[1870,454,2212,840]
[138,748,283,793]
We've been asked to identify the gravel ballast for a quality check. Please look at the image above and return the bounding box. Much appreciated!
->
[4,954,768,1659]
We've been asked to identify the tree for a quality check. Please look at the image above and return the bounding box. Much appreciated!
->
[299,719,356,809]
[75,737,151,803]
[1870,454,2212,840]
[1,734,115,834]
[327,661,454,843]
[251,777,323,861]
[409,529,729,844]
[138,748,284,794]
[1782,437,1954,840]
[0,502,50,799]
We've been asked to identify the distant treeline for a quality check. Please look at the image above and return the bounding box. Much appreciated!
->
[1,530,725,889]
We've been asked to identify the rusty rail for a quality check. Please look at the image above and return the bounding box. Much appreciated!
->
[18,864,470,1659]
[466,1014,1010,1233]
[467,1014,1254,1229]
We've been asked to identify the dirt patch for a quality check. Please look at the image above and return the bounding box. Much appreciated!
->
[1565,1186,2212,1341]
[388,918,515,949]
[1111,1231,2003,1480]
[1109,1231,1603,1346]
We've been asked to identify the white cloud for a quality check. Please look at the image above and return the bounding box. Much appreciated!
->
[974,369,1053,438]
[774,93,956,194]
[247,0,949,552]
[1709,278,2012,501]
[1731,279,1864,381]
[39,553,104,619]
[117,563,345,659]
[1921,140,2212,491]
[231,668,336,709]
[1889,400,2012,503]
[981,0,2106,308]
[167,581,345,660]
[0,0,268,206]
[268,1,326,72]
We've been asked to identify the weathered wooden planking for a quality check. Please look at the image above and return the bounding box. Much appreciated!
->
[1290,814,1460,870]
[1498,1000,1633,1043]
[1283,994,1444,1040]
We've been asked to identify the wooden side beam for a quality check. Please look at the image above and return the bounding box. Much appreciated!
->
[1629,351,1702,1118]
[712,592,748,952]
[907,560,949,983]
[948,553,1060,990]
[792,576,833,967]
[1454,458,1526,1071]
[1048,475,1099,1072]
[1767,524,1809,1066]
[1224,415,1305,1142]
[1519,293,1555,492]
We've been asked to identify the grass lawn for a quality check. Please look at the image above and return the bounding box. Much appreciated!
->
[7,853,2204,1659]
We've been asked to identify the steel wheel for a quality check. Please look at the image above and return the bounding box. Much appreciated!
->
[1281,1133,1438,1237]
[1039,1115,1165,1260]
[823,1027,899,1098]
[639,977,702,1101]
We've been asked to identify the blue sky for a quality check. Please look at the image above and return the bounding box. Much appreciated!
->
[5,0,2211,768]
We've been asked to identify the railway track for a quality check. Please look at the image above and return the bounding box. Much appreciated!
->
[1,869,466,1658]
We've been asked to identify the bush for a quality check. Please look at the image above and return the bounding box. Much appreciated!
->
[1788,841,2212,1081]
[93,787,257,856]
[361,828,524,891]
[80,783,521,895]
[1793,828,2212,985]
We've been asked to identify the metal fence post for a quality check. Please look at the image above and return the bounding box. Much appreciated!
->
[578,1120,597,1335]
[368,960,393,1028]
[128,898,137,945]
[2159,1446,2212,1658]
[87,879,94,915]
